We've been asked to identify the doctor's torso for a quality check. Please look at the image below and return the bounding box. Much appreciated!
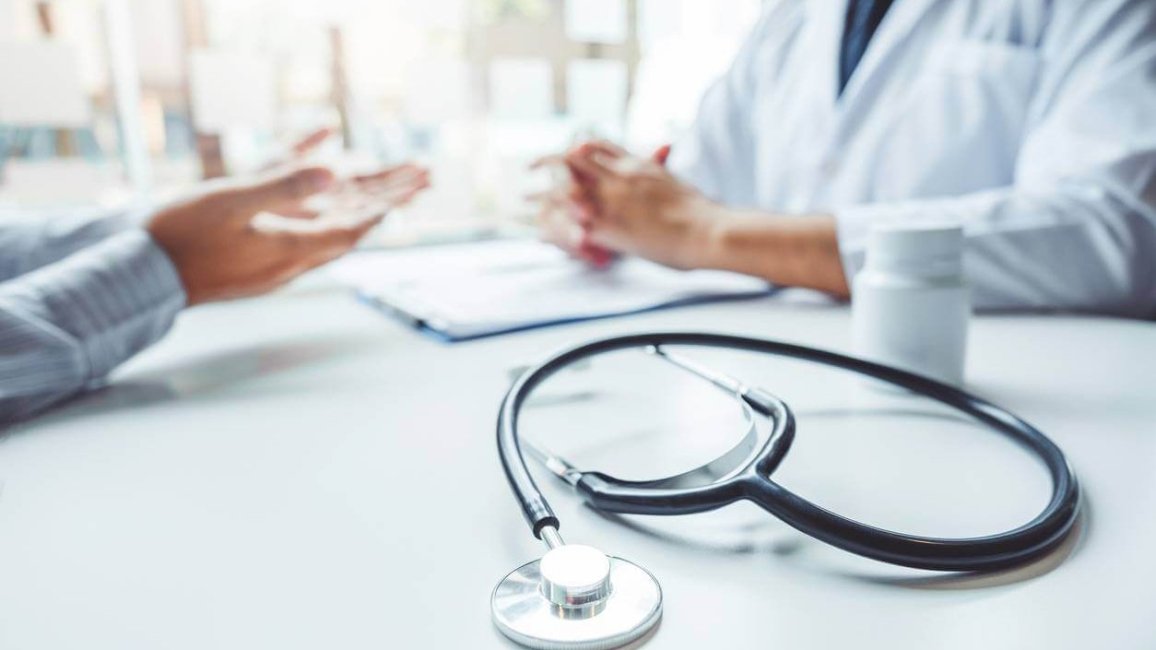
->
[676,0,1057,213]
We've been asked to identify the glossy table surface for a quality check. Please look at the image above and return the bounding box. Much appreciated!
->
[1,277,1154,649]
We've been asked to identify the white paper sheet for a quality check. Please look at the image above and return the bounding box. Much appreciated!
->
[489,58,554,121]
[567,59,628,123]
[0,42,91,126]
[564,0,628,44]
[329,239,769,340]
[188,49,277,132]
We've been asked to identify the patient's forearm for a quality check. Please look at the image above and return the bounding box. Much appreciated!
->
[694,207,850,298]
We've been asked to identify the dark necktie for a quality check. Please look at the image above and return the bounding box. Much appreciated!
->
[839,0,895,95]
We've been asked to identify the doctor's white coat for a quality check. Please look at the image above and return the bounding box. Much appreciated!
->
[668,0,1156,317]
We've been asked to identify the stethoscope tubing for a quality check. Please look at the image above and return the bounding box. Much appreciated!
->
[497,332,1081,572]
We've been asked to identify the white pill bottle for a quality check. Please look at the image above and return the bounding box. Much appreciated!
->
[852,224,970,386]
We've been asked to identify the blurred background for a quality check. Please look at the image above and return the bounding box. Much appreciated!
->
[0,0,761,243]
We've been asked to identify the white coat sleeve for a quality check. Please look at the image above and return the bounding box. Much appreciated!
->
[835,0,1156,318]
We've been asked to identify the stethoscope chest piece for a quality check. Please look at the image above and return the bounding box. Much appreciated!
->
[491,544,662,650]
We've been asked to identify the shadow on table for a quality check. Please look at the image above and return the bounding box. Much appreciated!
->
[848,504,1088,591]
[589,502,1085,591]
[566,403,1085,592]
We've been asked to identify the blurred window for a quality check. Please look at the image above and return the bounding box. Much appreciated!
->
[0,0,762,236]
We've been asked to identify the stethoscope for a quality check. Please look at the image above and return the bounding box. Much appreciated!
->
[491,333,1081,650]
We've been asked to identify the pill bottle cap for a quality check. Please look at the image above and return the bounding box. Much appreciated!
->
[865,223,964,278]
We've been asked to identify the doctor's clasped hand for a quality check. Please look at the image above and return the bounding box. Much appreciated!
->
[555,141,851,297]
[562,142,710,271]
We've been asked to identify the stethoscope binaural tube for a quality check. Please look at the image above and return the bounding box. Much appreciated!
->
[497,332,1081,572]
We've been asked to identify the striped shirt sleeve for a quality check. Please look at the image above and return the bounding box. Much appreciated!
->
[0,206,139,282]
[0,229,186,424]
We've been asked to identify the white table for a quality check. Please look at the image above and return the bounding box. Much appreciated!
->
[1,281,1154,649]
